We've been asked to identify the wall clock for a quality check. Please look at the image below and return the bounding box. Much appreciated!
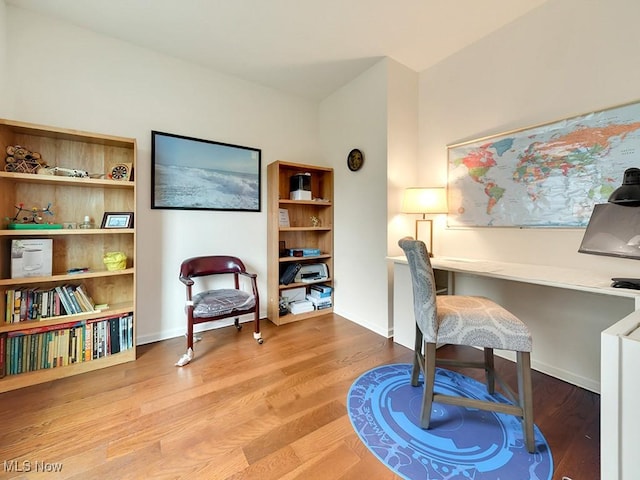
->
[347,148,364,171]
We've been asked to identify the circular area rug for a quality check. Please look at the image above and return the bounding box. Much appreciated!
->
[347,363,553,479]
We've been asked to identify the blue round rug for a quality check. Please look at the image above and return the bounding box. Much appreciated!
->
[347,363,553,479]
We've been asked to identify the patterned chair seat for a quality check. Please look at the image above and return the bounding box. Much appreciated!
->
[435,295,532,351]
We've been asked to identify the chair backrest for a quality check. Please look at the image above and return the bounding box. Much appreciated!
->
[180,255,246,280]
[398,237,438,342]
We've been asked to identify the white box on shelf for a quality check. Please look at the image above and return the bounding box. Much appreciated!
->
[11,238,53,278]
[281,286,306,304]
[290,190,312,201]
[289,299,314,314]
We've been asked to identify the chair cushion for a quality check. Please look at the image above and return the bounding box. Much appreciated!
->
[192,289,255,318]
[436,295,532,352]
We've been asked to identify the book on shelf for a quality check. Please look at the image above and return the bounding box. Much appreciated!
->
[109,317,121,354]
[54,285,75,316]
[309,289,331,299]
[74,284,96,312]
[5,291,12,323]
[286,248,321,257]
[310,284,332,294]
[0,332,6,378]
[306,294,332,309]
[64,285,83,314]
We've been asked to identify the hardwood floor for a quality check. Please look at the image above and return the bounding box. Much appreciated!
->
[0,314,599,479]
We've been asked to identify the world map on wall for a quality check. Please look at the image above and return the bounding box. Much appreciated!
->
[447,101,640,227]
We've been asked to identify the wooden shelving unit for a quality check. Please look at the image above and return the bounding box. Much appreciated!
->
[267,161,333,325]
[0,118,136,392]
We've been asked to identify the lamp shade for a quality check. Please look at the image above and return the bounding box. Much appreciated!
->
[401,187,448,214]
[608,168,640,205]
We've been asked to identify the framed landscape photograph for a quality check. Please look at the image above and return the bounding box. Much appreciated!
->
[151,131,261,211]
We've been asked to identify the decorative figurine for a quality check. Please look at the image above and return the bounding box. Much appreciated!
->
[4,145,46,174]
[310,215,320,227]
[9,203,55,224]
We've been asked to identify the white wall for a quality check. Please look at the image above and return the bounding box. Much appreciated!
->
[319,60,390,336]
[5,6,321,344]
[420,0,640,275]
[386,61,419,334]
[386,61,419,257]
[418,0,640,389]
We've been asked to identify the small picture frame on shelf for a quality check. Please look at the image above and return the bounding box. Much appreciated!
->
[278,208,290,227]
[101,212,134,229]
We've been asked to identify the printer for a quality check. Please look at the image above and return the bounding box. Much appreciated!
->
[294,263,329,283]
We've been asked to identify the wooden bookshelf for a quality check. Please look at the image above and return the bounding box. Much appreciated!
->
[0,118,136,392]
[267,161,333,325]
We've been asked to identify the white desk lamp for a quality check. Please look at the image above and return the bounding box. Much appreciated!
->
[401,187,448,256]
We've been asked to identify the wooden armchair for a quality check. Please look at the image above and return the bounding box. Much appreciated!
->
[176,255,262,366]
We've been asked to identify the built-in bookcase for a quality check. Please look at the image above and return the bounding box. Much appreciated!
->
[0,118,136,392]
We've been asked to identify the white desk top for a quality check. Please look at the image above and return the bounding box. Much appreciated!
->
[388,255,640,300]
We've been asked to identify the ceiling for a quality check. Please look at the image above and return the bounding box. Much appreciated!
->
[7,0,550,100]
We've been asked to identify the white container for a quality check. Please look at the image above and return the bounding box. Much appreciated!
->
[11,239,53,278]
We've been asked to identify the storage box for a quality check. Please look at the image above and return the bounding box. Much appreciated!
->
[281,286,306,304]
[11,239,53,278]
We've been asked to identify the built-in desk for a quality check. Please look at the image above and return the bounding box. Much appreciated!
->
[398,255,640,306]
[390,256,640,389]
[389,255,640,479]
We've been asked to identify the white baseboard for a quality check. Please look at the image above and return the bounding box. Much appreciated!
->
[137,315,257,346]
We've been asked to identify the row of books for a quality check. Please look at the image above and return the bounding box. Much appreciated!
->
[4,283,98,323]
[0,313,133,377]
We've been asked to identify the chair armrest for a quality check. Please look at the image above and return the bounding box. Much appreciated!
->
[179,275,195,286]
[239,271,259,297]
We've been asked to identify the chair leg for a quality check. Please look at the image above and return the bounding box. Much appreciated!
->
[174,314,196,367]
[517,351,535,453]
[411,324,423,387]
[253,311,263,344]
[420,342,437,429]
[187,315,194,351]
[484,347,495,394]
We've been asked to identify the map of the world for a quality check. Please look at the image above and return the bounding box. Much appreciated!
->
[447,101,640,227]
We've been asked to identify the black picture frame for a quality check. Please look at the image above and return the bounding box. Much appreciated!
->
[101,212,134,229]
[151,130,261,211]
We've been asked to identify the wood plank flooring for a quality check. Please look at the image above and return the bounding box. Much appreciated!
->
[0,314,599,479]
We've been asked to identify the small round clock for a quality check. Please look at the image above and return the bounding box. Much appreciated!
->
[347,148,364,171]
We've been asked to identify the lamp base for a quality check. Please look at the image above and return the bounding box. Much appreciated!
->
[415,218,434,257]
